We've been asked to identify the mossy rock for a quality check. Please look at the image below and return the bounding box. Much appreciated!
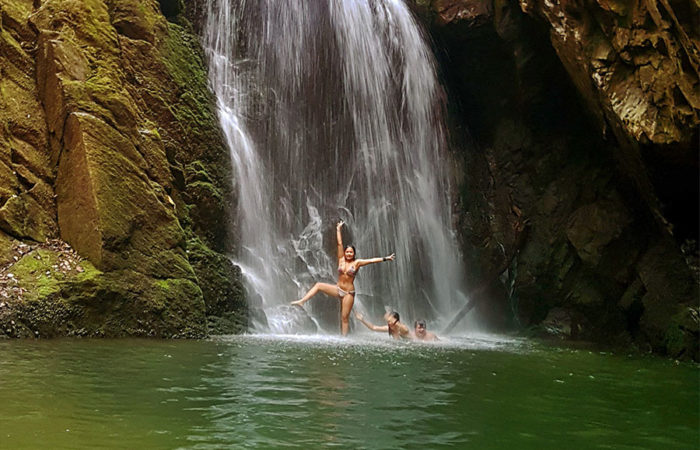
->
[0,192,57,242]
[184,180,228,249]
[5,248,99,301]
[185,160,216,184]
[57,112,190,278]
[0,247,206,338]
[108,0,167,44]
[0,0,238,339]
[57,270,205,338]
[0,247,100,337]
[0,232,13,266]
[664,307,700,360]
[0,157,18,204]
[207,311,247,335]
[186,235,246,321]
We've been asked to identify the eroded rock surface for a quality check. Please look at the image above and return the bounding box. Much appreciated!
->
[0,0,246,338]
[412,0,698,359]
[520,0,698,146]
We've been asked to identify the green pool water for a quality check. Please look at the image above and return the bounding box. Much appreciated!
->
[0,334,697,449]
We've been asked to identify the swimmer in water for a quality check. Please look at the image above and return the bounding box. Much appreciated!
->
[291,220,395,336]
[412,319,439,341]
[354,310,411,340]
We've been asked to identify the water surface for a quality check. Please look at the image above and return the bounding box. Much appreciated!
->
[1,335,697,449]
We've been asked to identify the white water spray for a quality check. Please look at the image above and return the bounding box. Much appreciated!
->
[204,0,470,332]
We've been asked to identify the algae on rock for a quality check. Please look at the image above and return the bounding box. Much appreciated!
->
[0,0,245,338]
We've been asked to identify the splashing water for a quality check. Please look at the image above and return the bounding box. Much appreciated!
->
[203,0,470,332]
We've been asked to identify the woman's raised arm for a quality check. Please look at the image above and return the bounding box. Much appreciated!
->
[336,220,344,259]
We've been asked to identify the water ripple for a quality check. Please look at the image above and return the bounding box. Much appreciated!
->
[0,337,697,449]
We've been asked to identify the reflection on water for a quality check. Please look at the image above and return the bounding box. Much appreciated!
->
[0,336,697,449]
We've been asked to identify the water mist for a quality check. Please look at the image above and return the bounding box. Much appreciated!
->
[203,0,471,333]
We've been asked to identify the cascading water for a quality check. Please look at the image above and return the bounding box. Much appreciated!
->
[204,0,471,333]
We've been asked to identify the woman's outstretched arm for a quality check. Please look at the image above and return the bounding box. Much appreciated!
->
[355,253,395,268]
[355,312,388,332]
[336,220,344,259]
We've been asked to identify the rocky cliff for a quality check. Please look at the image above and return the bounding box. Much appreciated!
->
[0,0,245,338]
[413,0,698,359]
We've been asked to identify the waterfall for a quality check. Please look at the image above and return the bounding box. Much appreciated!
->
[203,0,469,333]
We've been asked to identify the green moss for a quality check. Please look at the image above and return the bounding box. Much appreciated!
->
[12,250,62,299]
[185,161,216,184]
[69,73,139,134]
[664,325,685,357]
[147,248,195,280]
[0,192,56,242]
[9,249,101,303]
[142,119,162,139]
[2,263,205,338]
[184,180,228,249]
[0,232,13,265]
[186,235,247,327]
[161,23,217,138]
[663,306,700,359]
[186,180,223,202]
[35,0,119,55]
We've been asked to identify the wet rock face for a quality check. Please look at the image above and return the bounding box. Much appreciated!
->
[432,0,493,26]
[519,0,699,147]
[0,0,57,244]
[423,0,699,146]
[517,0,699,242]
[0,0,244,338]
[412,0,698,359]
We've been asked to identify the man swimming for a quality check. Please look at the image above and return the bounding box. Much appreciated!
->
[412,319,438,341]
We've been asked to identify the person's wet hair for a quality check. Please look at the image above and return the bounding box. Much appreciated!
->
[414,320,426,329]
[388,311,399,321]
[344,245,356,256]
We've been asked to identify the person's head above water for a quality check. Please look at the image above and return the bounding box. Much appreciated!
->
[344,245,356,261]
[384,311,400,324]
[384,311,403,337]
[414,320,427,337]
[413,319,438,341]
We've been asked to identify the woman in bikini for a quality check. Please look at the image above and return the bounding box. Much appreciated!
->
[291,220,395,336]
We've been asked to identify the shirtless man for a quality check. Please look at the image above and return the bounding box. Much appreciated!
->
[412,320,438,341]
[354,311,410,340]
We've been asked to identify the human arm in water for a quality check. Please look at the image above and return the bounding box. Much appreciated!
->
[336,220,344,260]
[355,252,395,268]
[354,312,388,332]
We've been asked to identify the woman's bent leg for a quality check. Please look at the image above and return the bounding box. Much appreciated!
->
[291,282,337,306]
[340,293,355,336]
